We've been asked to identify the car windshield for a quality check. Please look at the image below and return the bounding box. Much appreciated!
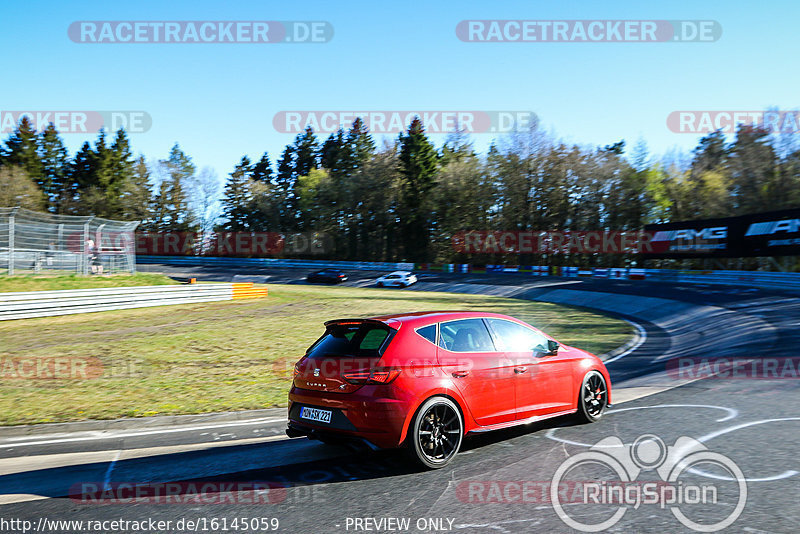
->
[306,323,392,359]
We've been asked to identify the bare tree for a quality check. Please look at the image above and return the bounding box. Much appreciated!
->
[188,166,222,240]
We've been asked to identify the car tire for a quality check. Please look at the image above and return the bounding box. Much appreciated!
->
[574,370,608,423]
[377,282,383,288]
[406,397,463,469]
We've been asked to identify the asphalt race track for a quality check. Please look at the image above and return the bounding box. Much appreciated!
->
[1,263,798,533]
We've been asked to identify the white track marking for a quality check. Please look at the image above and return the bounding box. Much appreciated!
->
[545,404,739,447]
[683,417,800,482]
[526,280,583,289]
[603,318,647,363]
[608,404,739,422]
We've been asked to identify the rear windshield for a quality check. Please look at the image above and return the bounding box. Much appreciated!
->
[306,323,393,359]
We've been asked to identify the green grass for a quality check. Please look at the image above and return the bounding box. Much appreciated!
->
[0,284,633,425]
[0,273,177,293]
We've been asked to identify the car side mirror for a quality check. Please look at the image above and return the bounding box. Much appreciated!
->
[535,340,559,357]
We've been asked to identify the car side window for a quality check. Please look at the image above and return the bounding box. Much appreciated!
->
[486,319,549,352]
[438,319,496,352]
[416,324,437,344]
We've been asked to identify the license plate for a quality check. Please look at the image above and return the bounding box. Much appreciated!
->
[300,406,332,423]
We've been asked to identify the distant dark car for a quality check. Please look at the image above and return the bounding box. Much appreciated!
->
[307,269,348,284]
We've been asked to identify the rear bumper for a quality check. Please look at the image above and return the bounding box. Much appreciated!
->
[287,385,413,449]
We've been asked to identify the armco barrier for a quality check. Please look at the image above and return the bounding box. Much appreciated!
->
[0,283,267,321]
[643,269,800,290]
[137,256,800,291]
[138,256,415,272]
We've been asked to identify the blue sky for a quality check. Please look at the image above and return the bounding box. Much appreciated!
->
[1,0,797,185]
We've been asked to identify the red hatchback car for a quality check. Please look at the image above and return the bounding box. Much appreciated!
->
[287,311,611,468]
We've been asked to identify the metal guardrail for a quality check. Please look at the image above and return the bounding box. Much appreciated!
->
[642,269,800,290]
[137,255,800,291]
[137,255,416,272]
[0,283,267,321]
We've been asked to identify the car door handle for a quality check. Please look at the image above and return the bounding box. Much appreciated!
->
[452,370,470,378]
[514,366,528,374]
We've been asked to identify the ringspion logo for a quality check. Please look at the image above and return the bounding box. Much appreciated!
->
[551,434,746,532]
[456,20,721,42]
[68,21,333,43]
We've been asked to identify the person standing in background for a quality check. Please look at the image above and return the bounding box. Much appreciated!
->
[86,239,103,275]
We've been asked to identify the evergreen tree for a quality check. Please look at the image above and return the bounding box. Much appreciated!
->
[397,117,439,261]
[275,146,297,230]
[119,155,153,223]
[320,129,346,178]
[104,129,137,218]
[294,126,319,177]
[152,144,196,231]
[220,156,253,231]
[62,141,97,213]
[346,117,375,169]
[38,123,70,212]
[247,152,275,230]
[250,152,273,183]
[3,117,43,189]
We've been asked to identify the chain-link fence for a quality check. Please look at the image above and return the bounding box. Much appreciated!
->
[0,208,139,276]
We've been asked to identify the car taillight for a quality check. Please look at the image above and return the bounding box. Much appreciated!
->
[342,368,401,385]
[370,368,401,383]
[338,274,345,278]
[293,361,302,378]
[341,370,371,384]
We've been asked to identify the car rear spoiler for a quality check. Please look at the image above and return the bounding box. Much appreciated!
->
[324,318,399,330]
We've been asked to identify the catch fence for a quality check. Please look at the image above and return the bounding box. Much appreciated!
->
[0,207,138,275]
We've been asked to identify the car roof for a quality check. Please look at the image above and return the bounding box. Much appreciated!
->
[384,271,411,275]
[365,310,525,328]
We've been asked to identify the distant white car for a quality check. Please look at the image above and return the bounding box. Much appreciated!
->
[376,271,417,288]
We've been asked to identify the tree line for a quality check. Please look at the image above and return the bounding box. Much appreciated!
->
[2,114,799,264]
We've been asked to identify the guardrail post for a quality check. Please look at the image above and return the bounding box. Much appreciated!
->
[82,217,94,276]
[7,210,15,276]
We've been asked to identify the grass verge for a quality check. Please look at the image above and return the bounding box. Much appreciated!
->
[0,283,633,425]
[0,273,177,293]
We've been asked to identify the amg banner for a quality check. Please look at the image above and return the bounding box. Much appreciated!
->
[644,208,800,258]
